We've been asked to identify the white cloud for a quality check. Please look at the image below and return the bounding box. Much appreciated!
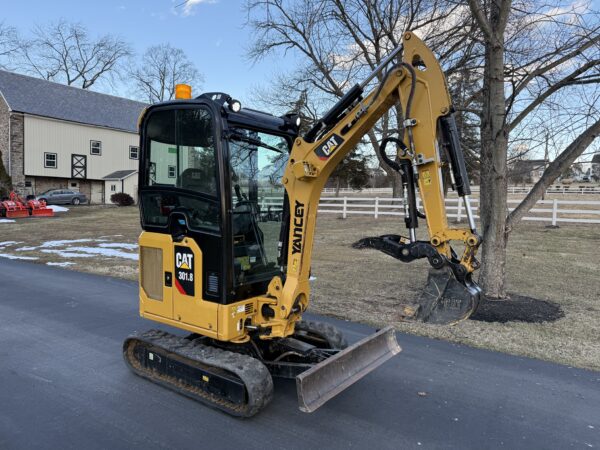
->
[177,0,218,17]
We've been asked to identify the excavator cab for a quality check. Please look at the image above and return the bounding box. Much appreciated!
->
[138,97,295,306]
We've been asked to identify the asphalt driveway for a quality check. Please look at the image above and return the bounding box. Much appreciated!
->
[0,259,598,449]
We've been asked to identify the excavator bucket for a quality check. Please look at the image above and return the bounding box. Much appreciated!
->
[296,326,401,413]
[410,267,481,324]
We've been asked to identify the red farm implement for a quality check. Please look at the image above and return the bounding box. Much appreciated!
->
[26,198,54,217]
[0,192,54,218]
[0,198,29,219]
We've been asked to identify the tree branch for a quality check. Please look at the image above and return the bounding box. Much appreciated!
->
[467,0,493,40]
[506,117,600,230]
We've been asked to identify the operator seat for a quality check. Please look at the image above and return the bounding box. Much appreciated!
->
[177,167,216,195]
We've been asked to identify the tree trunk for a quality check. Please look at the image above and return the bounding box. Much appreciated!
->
[335,177,341,197]
[390,171,403,200]
[478,36,509,299]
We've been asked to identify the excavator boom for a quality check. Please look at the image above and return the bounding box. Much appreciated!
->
[271,31,481,332]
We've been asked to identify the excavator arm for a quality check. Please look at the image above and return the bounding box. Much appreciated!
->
[255,32,482,339]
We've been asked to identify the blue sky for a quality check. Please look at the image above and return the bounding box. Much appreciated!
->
[5,0,295,104]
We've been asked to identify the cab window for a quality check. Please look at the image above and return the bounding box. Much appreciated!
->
[140,107,220,232]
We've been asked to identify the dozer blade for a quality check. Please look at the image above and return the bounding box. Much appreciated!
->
[6,210,29,219]
[413,267,481,324]
[296,326,401,413]
[31,209,54,217]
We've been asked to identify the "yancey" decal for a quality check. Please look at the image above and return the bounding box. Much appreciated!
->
[292,200,305,254]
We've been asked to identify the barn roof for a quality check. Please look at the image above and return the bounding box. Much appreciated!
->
[103,170,138,180]
[0,70,147,133]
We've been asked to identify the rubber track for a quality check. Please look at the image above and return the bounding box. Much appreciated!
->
[123,330,273,417]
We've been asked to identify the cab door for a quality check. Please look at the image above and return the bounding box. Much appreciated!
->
[138,103,225,335]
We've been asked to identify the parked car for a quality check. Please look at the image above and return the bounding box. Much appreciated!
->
[36,189,87,205]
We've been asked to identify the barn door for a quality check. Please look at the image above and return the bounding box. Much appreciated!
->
[71,154,87,179]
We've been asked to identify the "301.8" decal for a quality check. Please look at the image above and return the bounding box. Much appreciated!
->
[174,246,195,296]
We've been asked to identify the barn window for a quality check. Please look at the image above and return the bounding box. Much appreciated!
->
[129,146,139,160]
[168,165,176,178]
[90,140,102,155]
[111,184,116,192]
[44,152,57,168]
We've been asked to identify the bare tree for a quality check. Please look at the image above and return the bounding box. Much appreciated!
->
[130,44,202,103]
[0,22,20,69]
[17,19,131,89]
[247,0,599,300]
[246,0,480,197]
[467,0,600,298]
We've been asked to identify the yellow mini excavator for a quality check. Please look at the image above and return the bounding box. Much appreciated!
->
[123,32,482,417]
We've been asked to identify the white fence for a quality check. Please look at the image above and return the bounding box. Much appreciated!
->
[260,196,600,225]
[316,197,600,225]
[323,185,600,195]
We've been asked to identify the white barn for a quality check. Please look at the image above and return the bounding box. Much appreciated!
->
[0,70,146,203]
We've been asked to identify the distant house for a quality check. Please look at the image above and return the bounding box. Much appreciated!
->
[0,70,146,203]
[509,159,548,184]
[592,154,600,181]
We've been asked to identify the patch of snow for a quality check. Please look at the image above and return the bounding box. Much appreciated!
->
[40,245,138,261]
[98,243,138,250]
[41,249,95,258]
[47,205,69,212]
[41,238,99,247]
[46,262,75,267]
[0,219,16,223]
[17,238,106,251]
[67,246,139,261]
[0,241,22,247]
[0,253,39,260]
